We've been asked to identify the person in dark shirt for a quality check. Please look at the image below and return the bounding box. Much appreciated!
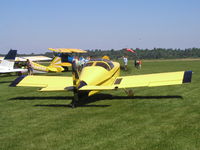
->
[26,59,33,75]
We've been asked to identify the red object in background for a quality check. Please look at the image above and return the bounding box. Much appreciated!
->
[126,48,136,53]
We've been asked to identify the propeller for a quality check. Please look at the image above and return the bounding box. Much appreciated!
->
[70,60,80,108]
[70,60,90,107]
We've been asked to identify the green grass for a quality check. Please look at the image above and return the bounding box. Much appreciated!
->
[0,59,200,150]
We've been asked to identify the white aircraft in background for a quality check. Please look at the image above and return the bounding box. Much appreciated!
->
[0,55,52,62]
[0,50,27,74]
[0,50,64,74]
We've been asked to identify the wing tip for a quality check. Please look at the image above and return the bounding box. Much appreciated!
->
[10,75,27,87]
[183,71,192,83]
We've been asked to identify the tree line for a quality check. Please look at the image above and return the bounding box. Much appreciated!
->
[1,48,200,60]
[73,48,200,60]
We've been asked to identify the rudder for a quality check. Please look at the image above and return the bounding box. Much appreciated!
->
[0,50,17,69]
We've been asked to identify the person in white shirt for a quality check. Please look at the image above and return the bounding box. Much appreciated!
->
[123,56,128,70]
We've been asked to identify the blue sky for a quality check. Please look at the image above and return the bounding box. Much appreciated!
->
[0,0,200,53]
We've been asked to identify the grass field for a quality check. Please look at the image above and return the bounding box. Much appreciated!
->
[0,59,200,150]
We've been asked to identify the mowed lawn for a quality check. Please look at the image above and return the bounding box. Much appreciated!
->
[0,59,200,150]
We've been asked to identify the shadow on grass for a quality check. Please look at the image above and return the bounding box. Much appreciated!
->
[9,96,73,100]
[10,93,182,108]
[81,94,183,104]
[9,95,111,108]
[0,74,18,77]
[34,104,110,108]
[107,95,183,100]
[78,94,182,107]
[0,81,12,84]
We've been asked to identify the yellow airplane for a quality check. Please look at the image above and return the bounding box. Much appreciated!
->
[24,48,87,73]
[48,48,87,70]
[10,58,192,107]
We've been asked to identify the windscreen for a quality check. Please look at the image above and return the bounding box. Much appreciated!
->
[95,62,110,70]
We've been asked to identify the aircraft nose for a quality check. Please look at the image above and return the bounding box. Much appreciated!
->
[78,80,87,89]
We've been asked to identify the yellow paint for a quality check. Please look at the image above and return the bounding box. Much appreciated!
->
[61,62,72,67]
[102,55,110,60]
[48,48,87,53]
[31,57,64,72]
[15,58,190,97]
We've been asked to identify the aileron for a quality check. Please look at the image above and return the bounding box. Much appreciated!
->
[114,71,190,88]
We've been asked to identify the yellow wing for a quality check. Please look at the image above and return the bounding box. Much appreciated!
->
[10,75,73,91]
[114,71,192,88]
[48,48,87,53]
[79,71,192,90]
[0,56,52,62]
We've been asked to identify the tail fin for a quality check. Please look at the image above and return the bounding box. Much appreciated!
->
[0,50,17,69]
[31,57,64,72]
[47,57,64,72]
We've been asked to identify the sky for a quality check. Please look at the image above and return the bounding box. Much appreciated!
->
[0,0,200,54]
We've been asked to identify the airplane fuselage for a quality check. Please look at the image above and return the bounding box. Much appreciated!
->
[77,59,120,96]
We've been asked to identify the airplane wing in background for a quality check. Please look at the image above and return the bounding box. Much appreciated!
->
[16,56,52,61]
[10,75,73,91]
[48,48,87,53]
[79,71,192,90]
[1,56,52,62]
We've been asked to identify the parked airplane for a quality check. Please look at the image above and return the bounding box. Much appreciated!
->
[48,48,87,71]
[0,50,27,74]
[0,50,64,74]
[11,57,192,107]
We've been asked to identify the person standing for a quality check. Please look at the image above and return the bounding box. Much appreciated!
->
[138,60,142,69]
[123,56,128,70]
[85,56,91,63]
[26,59,33,75]
[134,60,138,68]
[79,56,85,70]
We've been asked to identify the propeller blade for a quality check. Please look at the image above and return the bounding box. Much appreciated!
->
[71,61,79,107]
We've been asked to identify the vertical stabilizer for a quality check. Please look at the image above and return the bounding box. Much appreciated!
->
[0,50,17,69]
[48,57,64,72]
[30,56,64,72]
[49,56,62,66]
